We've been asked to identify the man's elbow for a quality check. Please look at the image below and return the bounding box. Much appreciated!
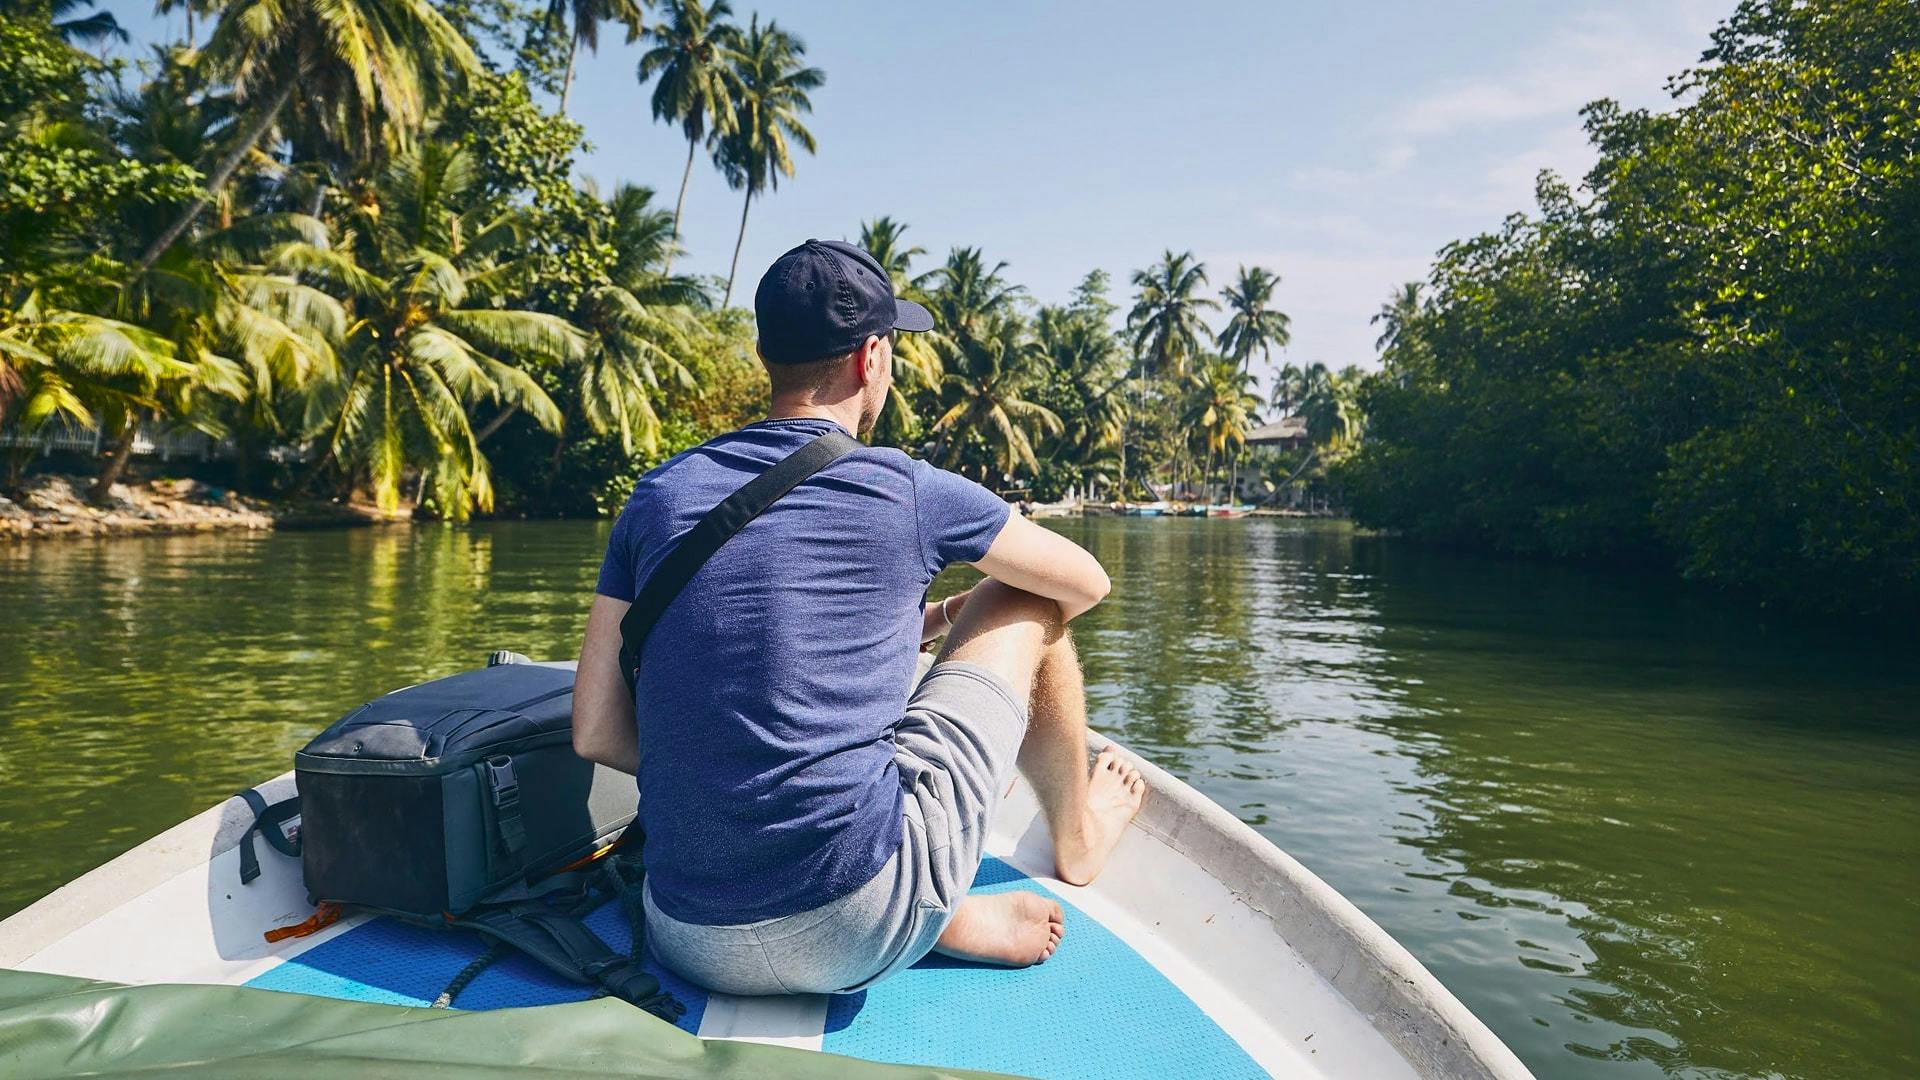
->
[1064,564,1111,620]
[571,725,602,766]
[572,710,613,767]
[1086,566,1112,608]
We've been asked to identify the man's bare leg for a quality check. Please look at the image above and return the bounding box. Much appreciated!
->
[926,580,1146,966]
[1020,628,1148,885]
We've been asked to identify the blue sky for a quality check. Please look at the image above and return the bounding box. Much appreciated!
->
[117,0,1728,393]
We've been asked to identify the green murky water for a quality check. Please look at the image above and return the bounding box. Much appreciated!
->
[1,518,1914,1078]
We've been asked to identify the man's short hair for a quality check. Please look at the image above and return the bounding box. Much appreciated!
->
[764,347,854,397]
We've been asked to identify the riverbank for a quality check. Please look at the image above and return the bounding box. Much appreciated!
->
[0,474,395,541]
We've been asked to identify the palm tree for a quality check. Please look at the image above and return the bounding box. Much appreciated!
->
[276,145,582,516]
[1268,361,1308,415]
[1294,362,1365,449]
[1185,355,1261,500]
[474,182,703,455]
[713,15,822,306]
[1371,281,1423,353]
[546,0,647,115]
[137,0,479,271]
[921,247,1024,339]
[858,216,924,292]
[637,0,741,273]
[1216,265,1290,372]
[1035,302,1126,462]
[603,182,709,307]
[0,291,202,493]
[562,284,698,457]
[930,314,1061,483]
[153,0,214,47]
[1128,250,1217,380]
[46,0,128,46]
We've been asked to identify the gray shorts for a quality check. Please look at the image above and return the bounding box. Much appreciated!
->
[643,655,1029,995]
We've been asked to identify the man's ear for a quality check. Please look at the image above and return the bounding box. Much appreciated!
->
[855,335,886,385]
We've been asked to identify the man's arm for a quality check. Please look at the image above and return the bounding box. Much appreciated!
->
[972,512,1111,621]
[573,594,639,774]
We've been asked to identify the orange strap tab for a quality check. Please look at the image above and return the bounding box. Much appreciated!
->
[264,900,343,943]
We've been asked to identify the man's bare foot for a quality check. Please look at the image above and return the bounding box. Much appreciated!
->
[933,891,1064,967]
[1054,747,1147,886]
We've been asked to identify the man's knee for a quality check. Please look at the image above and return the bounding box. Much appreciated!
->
[938,580,1061,688]
[968,579,1064,631]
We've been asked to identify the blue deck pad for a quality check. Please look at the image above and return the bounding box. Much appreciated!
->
[821,856,1270,1080]
[244,900,709,1033]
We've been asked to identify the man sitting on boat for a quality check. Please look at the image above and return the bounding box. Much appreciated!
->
[571,239,1145,995]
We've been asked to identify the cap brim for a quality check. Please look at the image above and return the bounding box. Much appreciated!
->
[892,297,935,333]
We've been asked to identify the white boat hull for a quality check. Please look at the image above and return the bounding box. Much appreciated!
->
[1,699,1530,1079]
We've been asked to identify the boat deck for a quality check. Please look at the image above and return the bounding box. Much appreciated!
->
[243,853,1268,1079]
[0,732,1529,1079]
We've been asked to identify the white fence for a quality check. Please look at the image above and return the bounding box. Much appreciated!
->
[0,421,232,462]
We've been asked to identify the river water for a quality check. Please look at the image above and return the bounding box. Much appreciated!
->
[1,518,1914,1078]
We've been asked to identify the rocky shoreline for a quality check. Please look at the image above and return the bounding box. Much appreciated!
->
[0,475,393,541]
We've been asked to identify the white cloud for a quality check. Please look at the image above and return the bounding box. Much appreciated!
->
[1290,143,1417,192]
[1252,0,1723,387]
[1204,248,1433,381]
[1393,7,1718,137]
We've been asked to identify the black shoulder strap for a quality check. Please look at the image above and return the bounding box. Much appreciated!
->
[443,855,682,1021]
[618,429,861,695]
[234,788,302,886]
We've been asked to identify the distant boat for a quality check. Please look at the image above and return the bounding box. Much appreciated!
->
[0,659,1532,1078]
[1207,504,1255,518]
[1120,501,1170,517]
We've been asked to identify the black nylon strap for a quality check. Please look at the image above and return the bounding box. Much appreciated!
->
[618,429,861,696]
[451,899,684,1021]
[235,788,301,886]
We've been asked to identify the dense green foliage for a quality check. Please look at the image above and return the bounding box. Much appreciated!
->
[0,0,752,517]
[13,0,1901,614]
[0,0,1307,525]
[1339,0,1919,611]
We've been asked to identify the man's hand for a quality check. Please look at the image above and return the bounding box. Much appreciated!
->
[922,587,974,643]
[573,594,640,774]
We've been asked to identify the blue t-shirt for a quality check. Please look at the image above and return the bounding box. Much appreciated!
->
[595,417,1012,925]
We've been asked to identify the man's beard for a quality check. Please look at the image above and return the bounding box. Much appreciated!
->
[856,386,883,435]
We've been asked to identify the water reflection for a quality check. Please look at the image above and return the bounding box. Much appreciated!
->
[2,519,1916,1079]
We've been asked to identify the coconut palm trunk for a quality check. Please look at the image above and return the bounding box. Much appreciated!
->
[723,187,752,307]
[559,35,581,114]
[665,137,697,274]
[474,405,518,444]
[88,414,141,503]
[139,80,298,270]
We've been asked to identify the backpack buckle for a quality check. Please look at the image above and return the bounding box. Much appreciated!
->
[485,755,519,809]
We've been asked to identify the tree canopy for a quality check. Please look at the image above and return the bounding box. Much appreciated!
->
[1337,0,1919,612]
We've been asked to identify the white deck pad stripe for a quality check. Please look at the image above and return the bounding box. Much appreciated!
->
[696,991,829,1049]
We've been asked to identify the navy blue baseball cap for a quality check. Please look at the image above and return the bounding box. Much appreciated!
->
[754,239,936,364]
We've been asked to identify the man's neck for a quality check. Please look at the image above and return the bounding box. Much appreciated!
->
[766,399,863,437]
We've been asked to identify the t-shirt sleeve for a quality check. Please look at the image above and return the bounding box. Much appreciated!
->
[595,508,638,599]
[911,457,1014,577]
